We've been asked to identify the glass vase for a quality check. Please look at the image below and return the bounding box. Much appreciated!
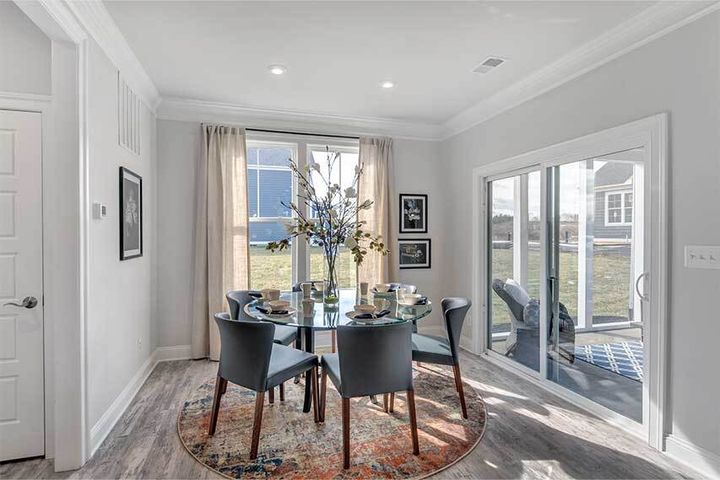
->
[323,246,340,307]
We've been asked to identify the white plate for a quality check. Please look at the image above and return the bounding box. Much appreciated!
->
[260,306,297,318]
[345,311,388,321]
[397,300,428,307]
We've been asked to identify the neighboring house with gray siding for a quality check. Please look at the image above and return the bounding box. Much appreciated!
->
[593,162,634,241]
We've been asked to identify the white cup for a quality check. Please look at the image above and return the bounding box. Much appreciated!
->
[301,282,312,298]
[261,288,280,301]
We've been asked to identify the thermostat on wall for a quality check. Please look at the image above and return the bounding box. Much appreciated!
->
[93,202,107,219]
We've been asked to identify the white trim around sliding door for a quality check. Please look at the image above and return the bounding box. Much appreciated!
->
[470,113,668,450]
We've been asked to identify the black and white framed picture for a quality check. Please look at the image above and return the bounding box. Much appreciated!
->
[399,193,427,234]
[119,167,143,260]
[398,238,431,269]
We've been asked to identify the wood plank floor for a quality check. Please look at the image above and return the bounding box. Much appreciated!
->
[1,353,695,479]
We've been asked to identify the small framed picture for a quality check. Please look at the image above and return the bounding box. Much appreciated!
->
[398,239,431,269]
[119,167,143,260]
[399,193,427,234]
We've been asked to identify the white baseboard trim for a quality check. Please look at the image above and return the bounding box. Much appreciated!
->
[665,434,720,479]
[88,345,193,457]
[155,344,193,362]
[89,351,157,456]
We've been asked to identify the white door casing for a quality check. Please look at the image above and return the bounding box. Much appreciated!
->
[0,110,44,461]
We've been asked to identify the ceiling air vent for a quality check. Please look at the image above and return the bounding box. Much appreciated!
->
[473,57,506,74]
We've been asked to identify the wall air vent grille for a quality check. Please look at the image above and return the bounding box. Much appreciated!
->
[118,74,141,155]
[473,57,506,74]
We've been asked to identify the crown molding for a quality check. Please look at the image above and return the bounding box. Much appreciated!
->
[14,0,86,44]
[440,1,720,140]
[63,0,161,113]
[158,97,444,141]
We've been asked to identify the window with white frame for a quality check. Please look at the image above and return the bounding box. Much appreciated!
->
[247,143,295,290]
[245,138,360,291]
[605,190,633,225]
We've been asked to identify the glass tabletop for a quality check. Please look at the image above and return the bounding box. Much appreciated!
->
[244,288,432,329]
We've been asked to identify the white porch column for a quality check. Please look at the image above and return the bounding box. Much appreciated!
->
[513,175,529,288]
[577,160,595,329]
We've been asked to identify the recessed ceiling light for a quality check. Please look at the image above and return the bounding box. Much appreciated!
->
[268,64,287,75]
[380,80,395,89]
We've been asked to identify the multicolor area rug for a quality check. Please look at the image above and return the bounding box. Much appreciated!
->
[574,341,644,382]
[177,365,487,478]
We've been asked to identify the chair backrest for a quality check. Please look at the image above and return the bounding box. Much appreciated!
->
[442,297,472,362]
[226,290,256,321]
[491,279,525,323]
[214,312,274,391]
[336,321,413,398]
[390,283,418,294]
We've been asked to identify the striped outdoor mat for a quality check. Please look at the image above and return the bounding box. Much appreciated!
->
[574,341,643,382]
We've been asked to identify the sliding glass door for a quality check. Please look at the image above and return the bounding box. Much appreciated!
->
[486,149,646,423]
[546,150,645,423]
[487,169,542,370]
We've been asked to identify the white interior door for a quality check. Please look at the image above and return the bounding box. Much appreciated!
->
[0,110,44,461]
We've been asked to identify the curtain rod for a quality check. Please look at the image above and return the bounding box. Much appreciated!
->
[246,128,359,140]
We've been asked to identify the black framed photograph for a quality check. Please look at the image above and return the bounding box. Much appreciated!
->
[119,167,143,260]
[399,193,427,233]
[398,238,431,269]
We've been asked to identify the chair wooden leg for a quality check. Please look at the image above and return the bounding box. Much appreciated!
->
[452,363,468,419]
[279,382,285,402]
[331,330,337,353]
[249,391,265,459]
[268,387,274,404]
[311,367,320,423]
[383,393,388,413]
[389,392,395,413]
[407,389,420,455]
[221,379,228,395]
[208,375,226,436]
[342,397,350,469]
[320,368,328,422]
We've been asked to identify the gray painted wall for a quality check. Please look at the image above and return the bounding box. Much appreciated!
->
[0,2,51,95]
[86,39,158,427]
[440,12,720,458]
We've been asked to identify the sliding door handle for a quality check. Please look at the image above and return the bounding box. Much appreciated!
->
[635,272,649,302]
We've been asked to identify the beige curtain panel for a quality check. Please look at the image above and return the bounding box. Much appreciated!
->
[357,136,398,286]
[191,125,251,360]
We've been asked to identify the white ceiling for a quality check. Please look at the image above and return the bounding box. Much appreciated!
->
[105,1,659,125]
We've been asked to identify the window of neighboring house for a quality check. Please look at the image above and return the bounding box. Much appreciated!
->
[307,146,360,288]
[605,190,633,225]
[247,144,295,290]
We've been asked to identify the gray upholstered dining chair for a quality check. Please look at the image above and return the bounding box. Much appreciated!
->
[320,321,419,469]
[226,290,299,401]
[209,313,320,459]
[411,297,471,418]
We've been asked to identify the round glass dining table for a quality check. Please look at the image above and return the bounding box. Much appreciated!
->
[244,288,432,412]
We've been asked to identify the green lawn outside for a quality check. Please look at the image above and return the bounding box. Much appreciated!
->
[249,245,356,291]
[490,247,632,331]
[249,244,631,331]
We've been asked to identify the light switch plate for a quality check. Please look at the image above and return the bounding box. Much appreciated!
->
[684,245,720,269]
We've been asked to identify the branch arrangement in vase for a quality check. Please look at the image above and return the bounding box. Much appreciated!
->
[266,147,389,303]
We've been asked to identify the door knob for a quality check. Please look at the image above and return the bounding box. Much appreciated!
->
[3,296,38,309]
